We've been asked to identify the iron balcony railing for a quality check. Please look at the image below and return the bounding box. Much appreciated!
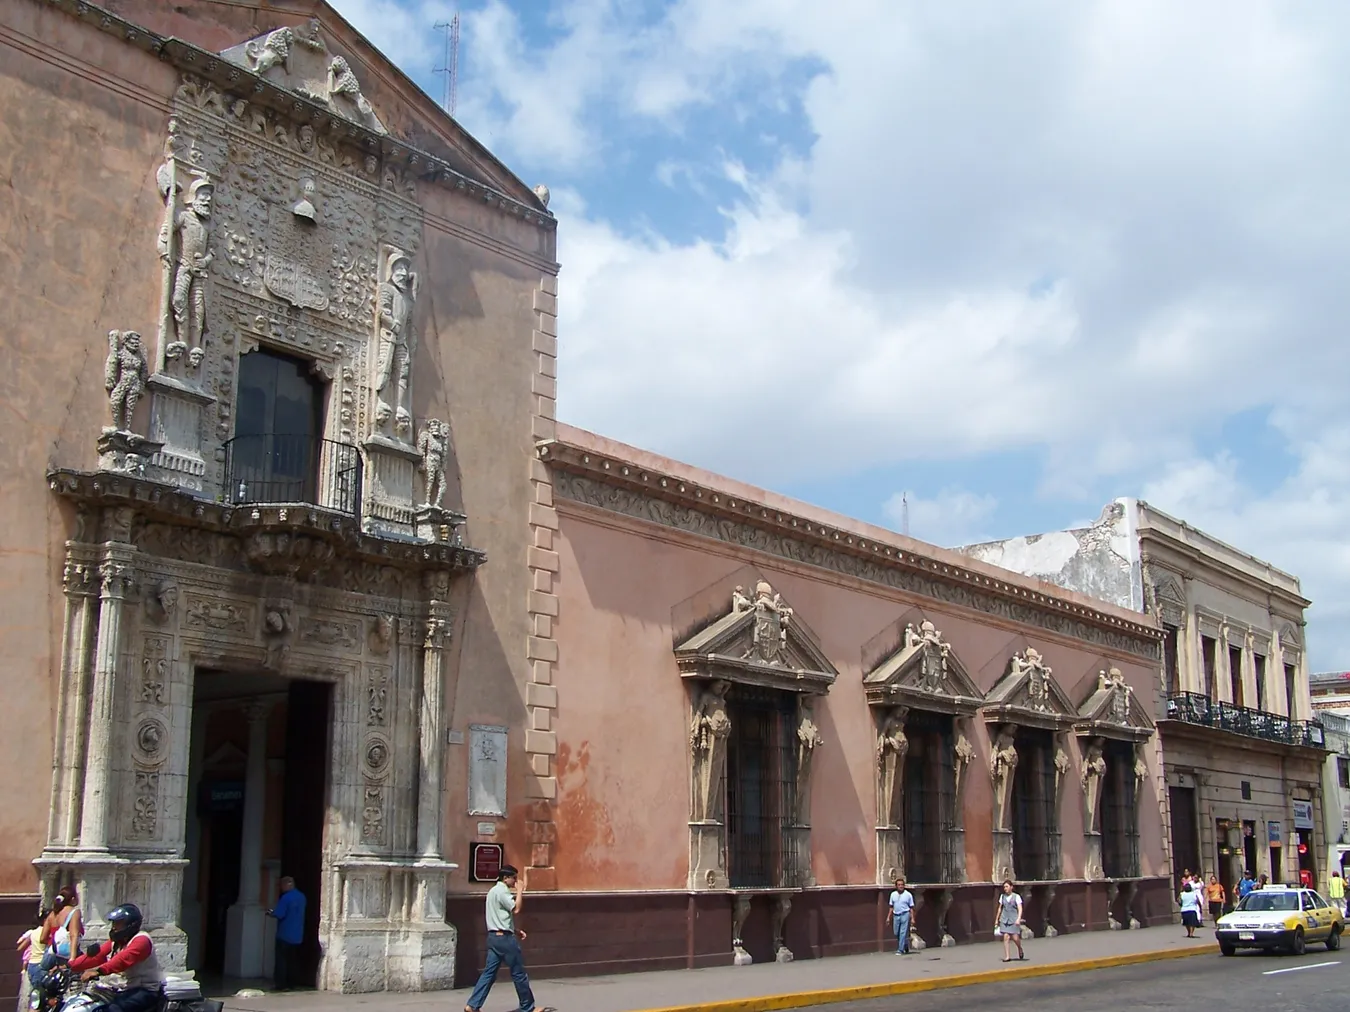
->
[223,433,362,518]
[1166,692,1326,748]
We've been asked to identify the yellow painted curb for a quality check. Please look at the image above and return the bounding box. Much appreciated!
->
[632,944,1220,1012]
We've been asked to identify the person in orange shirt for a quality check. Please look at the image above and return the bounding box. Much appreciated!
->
[1206,875,1226,921]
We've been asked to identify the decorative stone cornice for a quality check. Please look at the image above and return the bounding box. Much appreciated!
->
[41,0,556,235]
[49,468,486,576]
[542,445,1161,659]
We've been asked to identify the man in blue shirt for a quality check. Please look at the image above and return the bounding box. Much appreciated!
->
[888,878,915,954]
[1237,872,1256,901]
[267,876,306,991]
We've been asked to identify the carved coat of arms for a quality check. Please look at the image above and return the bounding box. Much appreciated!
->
[734,581,793,665]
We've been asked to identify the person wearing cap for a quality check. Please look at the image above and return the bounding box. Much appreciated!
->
[464,866,551,1012]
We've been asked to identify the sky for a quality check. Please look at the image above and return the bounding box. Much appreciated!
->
[332,0,1350,672]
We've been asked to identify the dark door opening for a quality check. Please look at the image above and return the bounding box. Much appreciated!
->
[1168,786,1200,891]
[188,672,332,986]
[231,348,324,504]
[282,679,332,987]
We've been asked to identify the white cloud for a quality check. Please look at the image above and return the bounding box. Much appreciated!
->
[883,489,999,548]
[338,1,1350,665]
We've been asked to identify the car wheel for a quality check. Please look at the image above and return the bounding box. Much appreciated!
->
[1219,944,1236,957]
[1327,927,1341,952]
[1291,927,1306,956]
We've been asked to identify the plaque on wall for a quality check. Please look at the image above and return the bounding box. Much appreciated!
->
[470,842,504,883]
[469,724,508,816]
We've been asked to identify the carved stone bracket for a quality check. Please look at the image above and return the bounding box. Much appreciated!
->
[731,894,753,966]
[772,894,793,963]
[1042,882,1060,937]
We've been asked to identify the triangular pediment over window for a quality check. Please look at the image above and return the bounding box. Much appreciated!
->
[1074,665,1155,742]
[982,646,1075,730]
[675,580,836,694]
[863,618,983,715]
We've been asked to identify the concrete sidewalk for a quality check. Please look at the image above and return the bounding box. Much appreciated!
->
[221,927,1215,1012]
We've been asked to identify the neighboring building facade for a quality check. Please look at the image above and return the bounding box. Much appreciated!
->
[962,500,1328,901]
[2,0,1182,1000]
[1314,710,1350,883]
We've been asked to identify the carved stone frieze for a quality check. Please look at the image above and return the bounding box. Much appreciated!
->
[184,594,254,636]
[553,471,1160,659]
[300,617,361,649]
[141,635,171,704]
[131,771,159,838]
[367,665,391,726]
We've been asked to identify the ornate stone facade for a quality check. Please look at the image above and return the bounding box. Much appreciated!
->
[16,0,556,993]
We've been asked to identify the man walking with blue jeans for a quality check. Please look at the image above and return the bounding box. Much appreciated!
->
[465,865,552,1012]
[889,877,914,954]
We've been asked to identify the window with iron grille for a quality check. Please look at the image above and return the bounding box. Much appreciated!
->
[1011,727,1060,881]
[1100,740,1140,878]
[1338,757,1350,790]
[902,711,955,883]
[725,685,798,889]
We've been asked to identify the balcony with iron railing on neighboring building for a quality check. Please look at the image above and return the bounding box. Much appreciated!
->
[223,433,363,518]
[1165,692,1326,749]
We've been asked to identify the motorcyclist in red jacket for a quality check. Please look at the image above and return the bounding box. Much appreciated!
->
[68,905,164,1012]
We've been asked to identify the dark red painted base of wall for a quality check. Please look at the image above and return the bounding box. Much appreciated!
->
[0,896,41,1006]
[446,878,1172,986]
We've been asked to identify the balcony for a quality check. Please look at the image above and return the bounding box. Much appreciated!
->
[1165,692,1326,749]
[224,434,362,518]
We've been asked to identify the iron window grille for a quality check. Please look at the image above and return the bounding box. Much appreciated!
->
[726,685,799,889]
[1101,740,1140,878]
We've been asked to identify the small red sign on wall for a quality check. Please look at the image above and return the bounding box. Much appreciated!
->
[470,842,503,882]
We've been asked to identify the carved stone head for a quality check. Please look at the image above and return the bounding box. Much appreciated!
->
[298,124,315,152]
[122,331,142,354]
[187,179,214,217]
[188,346,205,368]
[364,154,378,177]
[388,253,411,288]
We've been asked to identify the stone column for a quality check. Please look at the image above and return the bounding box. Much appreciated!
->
[78,552,135,851]
[51,558,97,846]
[225,699,273,978]
[417,604,451,858]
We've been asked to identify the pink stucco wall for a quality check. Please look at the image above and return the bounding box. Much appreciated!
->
[549,499,1167,893]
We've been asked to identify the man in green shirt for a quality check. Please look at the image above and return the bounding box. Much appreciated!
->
[1330,870,1346,914]
[465,866,549,1012]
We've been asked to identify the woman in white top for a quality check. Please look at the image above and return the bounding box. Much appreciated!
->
[1178,882,1203,937]
[994,880,1026,961]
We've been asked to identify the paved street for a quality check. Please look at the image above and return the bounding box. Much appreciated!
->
[830,950,1348,1012]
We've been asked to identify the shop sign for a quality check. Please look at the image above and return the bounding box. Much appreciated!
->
[1268,821,1283,846]
[1294,800,1315,830]
[470,842,504,882]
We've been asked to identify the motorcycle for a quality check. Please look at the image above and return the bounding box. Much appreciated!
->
[36,956,222,1012]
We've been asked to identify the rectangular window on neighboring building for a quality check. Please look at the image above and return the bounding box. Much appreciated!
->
[1254,654,1267,712]
[1229,645,1245,708]
[1202,636,1217,699]
[1338,757,1350,790]
[1285,663,1298,718]
[1011,727,1060,882]
[1101,741,1140,878]
[1163,625,1180,697]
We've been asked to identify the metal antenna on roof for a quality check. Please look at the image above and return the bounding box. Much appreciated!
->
[901,493,910,537]
[433,15,460,117]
